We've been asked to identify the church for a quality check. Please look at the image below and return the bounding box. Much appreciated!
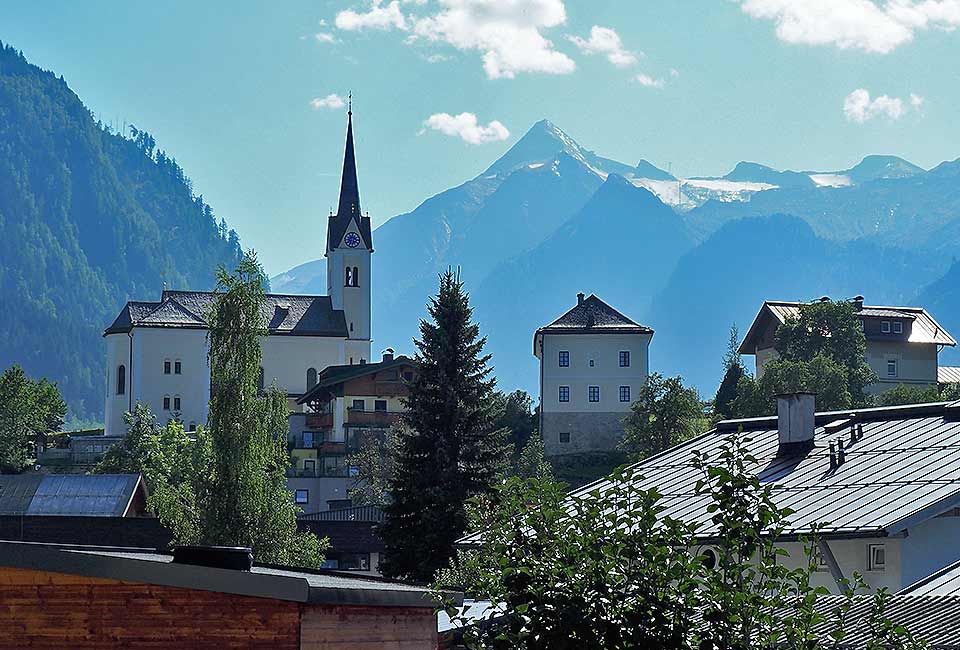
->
[102,109,374,437]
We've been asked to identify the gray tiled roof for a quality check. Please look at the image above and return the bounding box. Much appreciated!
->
[105,291,348,338]
[0,474,143,517]
[540,294,652,332]
[461,401,960,544]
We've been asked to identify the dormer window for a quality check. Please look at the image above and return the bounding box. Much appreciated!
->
[893,321,903,334]
[881,321,891,333]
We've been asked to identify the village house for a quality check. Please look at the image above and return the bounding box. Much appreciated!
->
[739,296,957,395]
[287,351,415,515]
[0,541,449,650]
[535,293,653,457]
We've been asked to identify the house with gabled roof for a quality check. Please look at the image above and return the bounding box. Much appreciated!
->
[739,295,956,395]
[463,394,960,595]
[534,292,653,457]
[102,109,375,437]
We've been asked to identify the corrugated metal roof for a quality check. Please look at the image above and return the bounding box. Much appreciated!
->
[812,595,960,647]
[0,474,143,517]
[461,402,960,544]
[744,301,956,349]
[940,367,960,384]
[901,559,960,595]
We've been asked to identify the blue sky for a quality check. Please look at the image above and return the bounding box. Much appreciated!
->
[4,1,960,275]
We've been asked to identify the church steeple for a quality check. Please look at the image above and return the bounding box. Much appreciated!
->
[327,100,373,254]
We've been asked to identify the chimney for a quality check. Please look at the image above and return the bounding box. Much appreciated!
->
[776,393,816,457]
[172,546,253,571]
[577,292,585,305]
[852,295,864,311]
[382,347,395,363]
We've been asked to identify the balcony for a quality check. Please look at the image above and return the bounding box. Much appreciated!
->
[305,412,333,428]
[345,409,402,427]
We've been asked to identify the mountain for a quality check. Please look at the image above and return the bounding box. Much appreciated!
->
[272,121,960,399]
[0,43,243,419]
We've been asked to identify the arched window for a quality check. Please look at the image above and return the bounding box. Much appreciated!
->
[307,367,317,389]
[345,267,353,286]
[258,367,265,390]
[352,267,359,287]
[116,365,126,395]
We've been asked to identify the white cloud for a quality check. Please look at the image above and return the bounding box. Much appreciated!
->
[842,88,914,122]
[314,32,336,43]
[333,0,574,79]
[739,0,960,54]
[335,0,407,31]
[423,53,451,63]
[910,92,926,109]
[633,73,665,88]
[567,25,638,67]
[310,94,347,110]
[421,112,510,144]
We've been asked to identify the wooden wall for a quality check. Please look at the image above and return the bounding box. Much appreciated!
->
[0,567,300,650]
[300,604,437,650]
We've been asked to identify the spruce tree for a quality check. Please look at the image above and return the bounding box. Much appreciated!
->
[380,269,508,582]
[713,325,746,421]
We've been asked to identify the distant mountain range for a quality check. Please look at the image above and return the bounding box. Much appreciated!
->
[0,43,243,420]
[274,119,960,397]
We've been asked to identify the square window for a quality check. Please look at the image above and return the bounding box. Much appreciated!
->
[881,320,891,333]
[173,396,181,411]
[302,431,314,448]
[868,544,885,571]
[303,459,316,474]
[887,359,898,377]
[163,396,170,411]
[374,400,387,412]
[558,351,569,367]
[589,359,595,367]
[352,399,365,411]
[174,360,182,374]
[559,431,570,443]
[294,489,309,504]
[558,386,570,402]
[588,386,600,402]
[893,321,903,334]
[619,386,631,402]
[164,360,171,374]
[619,351,631,367]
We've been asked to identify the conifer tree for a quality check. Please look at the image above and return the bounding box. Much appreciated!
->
[380,269,508,582]
[713,325,746,421]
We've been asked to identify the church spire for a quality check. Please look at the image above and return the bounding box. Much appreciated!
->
[337,96,360,219]
[327,99,372,254]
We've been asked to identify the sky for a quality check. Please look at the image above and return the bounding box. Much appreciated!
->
[4,0,960,275]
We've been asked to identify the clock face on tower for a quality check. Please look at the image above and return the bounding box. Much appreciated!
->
[344,232,361,248]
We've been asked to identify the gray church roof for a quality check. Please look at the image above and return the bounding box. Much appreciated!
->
[105,291,348,338]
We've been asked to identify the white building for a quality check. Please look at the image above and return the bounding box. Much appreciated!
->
[535,293,653,457]
[103,109,374,436]
[739,296,957,395]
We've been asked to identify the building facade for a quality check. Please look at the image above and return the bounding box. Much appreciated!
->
[102,110,374,436]
[287,352,416,514]
[739,296,956,394]
[535,293,653,457]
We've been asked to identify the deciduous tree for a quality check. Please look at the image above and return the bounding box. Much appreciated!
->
[0,365,66,473]
[620,373,704,460]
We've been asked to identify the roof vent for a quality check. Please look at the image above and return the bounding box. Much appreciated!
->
[577,292,585,305]
[172,546,253,571]
[382,348,395,363]
[776,393,816,457]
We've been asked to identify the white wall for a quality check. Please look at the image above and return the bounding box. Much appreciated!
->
[901,515,960,588]
[104,333,132,436]
[539,332,651,414]
[866,341,938,390]
[261,335,346,396]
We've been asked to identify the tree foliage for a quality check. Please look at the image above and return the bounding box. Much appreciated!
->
[379,269,509,582]
[714,325,746,421]
[731,355,852,418]
[147,254,325,567]
[0,364,66,473]
[620,373,704,461]
[347,424,401,509]
[445,433,925,649]
[491,390,538,456]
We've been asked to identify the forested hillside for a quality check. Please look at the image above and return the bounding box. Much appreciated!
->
[0,43,243,420]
